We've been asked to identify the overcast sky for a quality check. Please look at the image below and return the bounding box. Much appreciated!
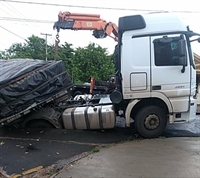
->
[0,0,200,55]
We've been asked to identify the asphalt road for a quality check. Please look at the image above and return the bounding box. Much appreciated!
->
[0,117,200,176]
[0,126,136,176]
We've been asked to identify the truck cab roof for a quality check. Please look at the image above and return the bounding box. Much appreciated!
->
[119,12,188,37]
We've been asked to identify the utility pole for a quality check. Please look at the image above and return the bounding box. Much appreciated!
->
[41,33,52,61]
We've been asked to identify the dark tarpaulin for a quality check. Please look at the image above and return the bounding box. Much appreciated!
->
[0,59,73,119]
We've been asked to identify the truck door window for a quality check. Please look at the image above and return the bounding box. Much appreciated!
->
[154,36,186,66]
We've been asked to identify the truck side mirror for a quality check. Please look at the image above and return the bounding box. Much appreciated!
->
[179,56,187,73]
[179,56,187,66]
[177,39,187,73]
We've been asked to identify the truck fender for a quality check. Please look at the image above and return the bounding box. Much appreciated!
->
[125,93,173,127]
[125,99,140,127]
[21,108,62,129]
[151,92,173,113]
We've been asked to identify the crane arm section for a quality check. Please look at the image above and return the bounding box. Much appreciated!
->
[53,11,118,41]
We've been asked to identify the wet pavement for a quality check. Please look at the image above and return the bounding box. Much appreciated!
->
[164,115,200,137]
[0,127,136,175]
[0,116,200,176]
[54,137,200,178]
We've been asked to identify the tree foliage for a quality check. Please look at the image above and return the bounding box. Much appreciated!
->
[72,43,114,83]
[0,36,115,83]
[3,35,46,59]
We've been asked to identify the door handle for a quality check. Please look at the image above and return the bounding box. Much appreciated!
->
[152,85,161,90]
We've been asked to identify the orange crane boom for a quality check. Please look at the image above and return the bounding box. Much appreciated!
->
[53,11,118,41]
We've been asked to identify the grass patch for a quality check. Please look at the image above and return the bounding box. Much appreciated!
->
[91,147,100,153]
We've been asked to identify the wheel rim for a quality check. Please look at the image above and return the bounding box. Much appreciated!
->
[144,114,160,130]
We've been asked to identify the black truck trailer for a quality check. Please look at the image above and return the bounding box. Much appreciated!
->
[0,59,73,127]
[0,59,116,130]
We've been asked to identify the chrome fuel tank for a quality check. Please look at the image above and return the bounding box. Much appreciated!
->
[62,105,115,130]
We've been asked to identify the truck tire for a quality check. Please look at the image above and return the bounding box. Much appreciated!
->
[22,108,61,129]
[134,106,167,138]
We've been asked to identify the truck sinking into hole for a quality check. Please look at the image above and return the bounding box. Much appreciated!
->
[1,12,200,138]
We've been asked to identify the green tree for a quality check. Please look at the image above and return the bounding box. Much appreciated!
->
[0,50,10,59]
[72,43,115,83]
[4,35,46,59]
[1,35,45,60]
[25,35,46,59]
[6,43,31,59]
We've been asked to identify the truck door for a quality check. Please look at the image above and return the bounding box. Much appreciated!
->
[150,34,190,112]
[121,36,151,99]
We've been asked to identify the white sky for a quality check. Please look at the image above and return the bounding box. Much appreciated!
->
[0,0,200,55]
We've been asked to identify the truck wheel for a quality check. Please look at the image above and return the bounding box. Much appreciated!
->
[22,108,61,129]
[134,106,167,138]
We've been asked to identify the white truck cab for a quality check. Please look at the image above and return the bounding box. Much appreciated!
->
[112,13,198,138]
